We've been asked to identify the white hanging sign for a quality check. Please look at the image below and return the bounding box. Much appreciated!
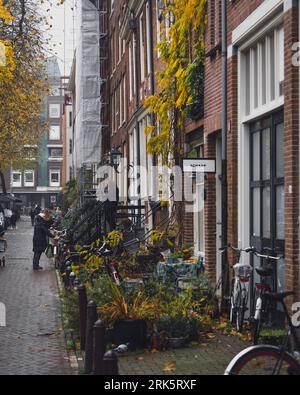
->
[183,159,216,173]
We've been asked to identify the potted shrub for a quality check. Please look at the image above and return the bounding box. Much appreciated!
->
[172,251,184,263]
[259,328,287,347]
[156,314,191,348]
[99,281,161,350]
[182,246,193,260]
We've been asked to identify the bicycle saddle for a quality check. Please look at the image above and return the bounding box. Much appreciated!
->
[255,266,273,277]
[264,291,295,302]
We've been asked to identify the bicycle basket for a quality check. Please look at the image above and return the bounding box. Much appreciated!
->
[233,263,252,279]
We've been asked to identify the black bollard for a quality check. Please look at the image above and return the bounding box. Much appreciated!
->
[103,350,119,375]
[84,301,98,374]
[92,320,106,375]
[78,284,88,351]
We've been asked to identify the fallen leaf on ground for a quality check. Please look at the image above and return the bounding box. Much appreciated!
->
[162,361,176,372]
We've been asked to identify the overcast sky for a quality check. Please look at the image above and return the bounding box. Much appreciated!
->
[41,0,77,76]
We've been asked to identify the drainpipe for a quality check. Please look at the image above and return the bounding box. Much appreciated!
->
[147,0,155,96]
[132,19,142,227]
[221,0,229,308]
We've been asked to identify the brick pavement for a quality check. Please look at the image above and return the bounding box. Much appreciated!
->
[118,334,249,375]
[0,217,72,375]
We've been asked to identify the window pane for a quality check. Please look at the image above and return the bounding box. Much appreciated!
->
[263,187,271,238]
[252,188,260,237]
[269,34,275,101]
[261,39,266,105]
[49,104,60,118]
[276,122,284,178]
[262,128,270,180]
[253,46,258,109]
[277,27,284,84]
[245,50,250,115]
[50,126,60,140]
[276,185,285,240]
[252,132,260,181]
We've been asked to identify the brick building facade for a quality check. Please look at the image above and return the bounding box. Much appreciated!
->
[100,0,300,301]
[204,0,299,302]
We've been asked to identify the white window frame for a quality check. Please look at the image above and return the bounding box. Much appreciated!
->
[139,13,145,82]
[49,148,63,159]
[49,169,61,187]
[129,41,133,102]
[239,18,284,124]
[49,125,61,141]
[123,77,126,124]
[49,104,60,118]
[237,8,284,257]
[24,170,35,187]
[12,171,22,188]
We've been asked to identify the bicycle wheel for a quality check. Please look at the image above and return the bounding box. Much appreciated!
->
[236,295,246,332]
[225,346,300,375]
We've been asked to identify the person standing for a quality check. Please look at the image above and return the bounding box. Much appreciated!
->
[32,209,54,271]
[30,206,35,226]
[10,209,17,230]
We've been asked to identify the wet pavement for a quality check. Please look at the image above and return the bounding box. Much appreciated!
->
[0,217,72,375]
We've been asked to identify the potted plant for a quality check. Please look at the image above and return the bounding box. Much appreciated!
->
[156,314,191,348]
[99,281,161,350]
[182,246,193,260]
[171,251,184,263]
[258,328,287,347]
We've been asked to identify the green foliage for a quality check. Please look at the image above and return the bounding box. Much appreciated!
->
[62,179,77,211]
[145,0,207,163]
[157,314,191,338]
[60,290,80,337]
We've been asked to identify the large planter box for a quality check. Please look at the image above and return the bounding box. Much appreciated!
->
[113,319,147,351]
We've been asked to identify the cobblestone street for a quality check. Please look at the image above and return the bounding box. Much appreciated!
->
[0,217,72,375]
[118,334,248,375]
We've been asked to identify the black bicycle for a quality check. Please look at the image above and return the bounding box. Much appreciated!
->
[225,291,300,375]
[251,249,283,345]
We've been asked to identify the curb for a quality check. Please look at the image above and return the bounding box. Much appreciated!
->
[55,268,80,375]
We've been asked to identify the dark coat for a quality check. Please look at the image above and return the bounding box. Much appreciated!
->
[33,215,53,253]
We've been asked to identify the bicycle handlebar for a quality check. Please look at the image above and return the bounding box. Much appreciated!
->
[219,245,284,260]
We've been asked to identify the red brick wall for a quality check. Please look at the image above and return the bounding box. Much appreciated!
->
[283,6,299,301]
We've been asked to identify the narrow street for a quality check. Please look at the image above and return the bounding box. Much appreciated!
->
[0,217,71,375]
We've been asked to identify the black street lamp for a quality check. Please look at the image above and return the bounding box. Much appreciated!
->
[111,147,122,168]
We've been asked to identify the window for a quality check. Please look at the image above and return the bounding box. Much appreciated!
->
[139,14,145,82]
[49,125,60,140]
[146,3,151,77]
[69,111,72,127]
[123,77,126,123]
[49,169,61,187]
[243,25,284,117]
[24,170,34,187]
[69,139,73,155]
[49,104,61,118]
[119,82,123,127]
[12,171,21,187]
[49,148,63,158]
[129,41,133,101]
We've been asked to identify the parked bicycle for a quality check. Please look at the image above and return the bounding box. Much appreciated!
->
[251,249,283,345]
[219,245,254,332]
[225,291,300,375]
